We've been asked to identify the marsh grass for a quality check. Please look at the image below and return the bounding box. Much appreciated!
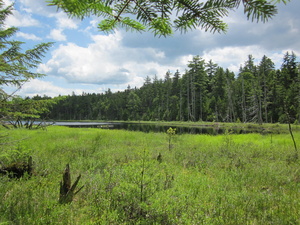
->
[0,126,300,224]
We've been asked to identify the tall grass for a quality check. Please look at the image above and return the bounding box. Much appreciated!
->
[0,126,299,224]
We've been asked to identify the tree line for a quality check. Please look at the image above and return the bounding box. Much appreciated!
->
[34,52,299,124]
[0,0,293,127]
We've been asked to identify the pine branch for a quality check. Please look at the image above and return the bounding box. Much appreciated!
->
[243,0,277,23]
[48,0,284,36]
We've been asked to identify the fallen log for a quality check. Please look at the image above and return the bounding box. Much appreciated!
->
[0,156,33,178]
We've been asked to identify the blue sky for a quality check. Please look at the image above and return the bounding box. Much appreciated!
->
[3,0,300,97]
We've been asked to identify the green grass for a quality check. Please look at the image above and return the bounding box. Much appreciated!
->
[0,126,300,224]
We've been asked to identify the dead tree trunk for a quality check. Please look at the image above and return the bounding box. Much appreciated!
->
[59,164,84,204]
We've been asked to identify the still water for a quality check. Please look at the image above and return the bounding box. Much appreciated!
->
[54,121,257,135]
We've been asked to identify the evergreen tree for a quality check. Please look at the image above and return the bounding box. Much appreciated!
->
[163,70,172,121]
[127,91,141,120]
[152,75,163,120]
[39,52,298,125]
[279,52,300,122]
[206,59,218,93]
[258,55,275,123]
[224,69,236,122]
[236,55,257,122]
[170,70,181,120]
[0,1,53,126]
[139,76,154,120]
[186,56,207,121]
[209,67,227,121]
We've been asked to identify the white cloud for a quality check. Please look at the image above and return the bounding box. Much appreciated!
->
[16,31,41,40]
[47,29,67,41]
[3,0,299,98]
[19,0,79,29]
[18,0,79,43]
[17,79,107,97]
[38,32,177,88]
[38,64,52,74]
[202,46,268,74]
[287,18,299,34]
[202,46,300,74]
[3,0,13,6]
[5,9,39,27]
[176,54,193,67]
[54,11,79,29]
[18,79,71,97]
[89,19,99,29]
[19,0,58,15]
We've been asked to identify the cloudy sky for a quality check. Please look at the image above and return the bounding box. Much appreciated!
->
[3,0,300,97]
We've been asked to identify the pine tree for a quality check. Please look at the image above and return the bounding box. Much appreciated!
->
[0,2,53,90]
[258,55,275,123]
[170,70,181,120]
[280,52,300,122]
[210,67,227,121]
[139,76,154,120]
[163,70,172,121]
[127,91,141,120]
[186,56,207,121]
[236,56,256,123]
[206,59,218,94]
[225,69,236,122]
[0,1,53,125]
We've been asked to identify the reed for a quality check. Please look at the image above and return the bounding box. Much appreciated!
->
[0,126,299,224]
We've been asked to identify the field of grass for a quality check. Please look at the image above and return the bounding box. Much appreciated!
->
[0,126,300,224]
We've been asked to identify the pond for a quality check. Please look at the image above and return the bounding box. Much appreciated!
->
[53,121,266,135]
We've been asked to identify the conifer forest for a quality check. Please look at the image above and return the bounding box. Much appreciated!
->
[35,52,300,124]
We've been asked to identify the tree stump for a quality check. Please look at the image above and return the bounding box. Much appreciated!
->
[59,164,84,204]
[0,156,33,178]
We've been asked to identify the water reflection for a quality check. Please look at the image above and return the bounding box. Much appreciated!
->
[54,122,262,135]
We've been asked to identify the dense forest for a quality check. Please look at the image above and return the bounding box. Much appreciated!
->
[33,52,300,124]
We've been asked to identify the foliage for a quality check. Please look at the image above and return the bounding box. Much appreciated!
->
[0,1,53,88]
[0,0,54,128]
[1,97,58,129]
[40,52,300,124]
[167,127,176,151]
[47,0,284,36]
[0,126,300,223]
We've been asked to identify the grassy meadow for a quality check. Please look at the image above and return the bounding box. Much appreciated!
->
[0,125,300,224]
